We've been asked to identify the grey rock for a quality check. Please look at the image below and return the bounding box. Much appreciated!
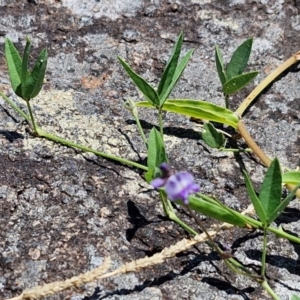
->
[0,0,300,300]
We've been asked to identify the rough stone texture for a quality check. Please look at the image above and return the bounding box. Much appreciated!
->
[0,0,299,299]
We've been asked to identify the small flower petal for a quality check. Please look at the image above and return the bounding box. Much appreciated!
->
[150,177,166,189]
[164,172,200,204]
[150,165,200,205]
[159,162,171,176]
[190,183,201,193]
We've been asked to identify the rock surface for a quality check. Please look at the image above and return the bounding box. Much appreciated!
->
[0,0,299,299]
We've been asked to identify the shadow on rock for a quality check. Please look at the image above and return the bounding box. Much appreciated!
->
[202,277,255,300]
[0,129,24,142]
[245,249,300,276]
[95,251,224,299]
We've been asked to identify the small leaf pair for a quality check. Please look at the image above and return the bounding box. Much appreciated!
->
[215,38,258,96]
[118,33,194,108]
[201,122,226,149]
[5,37,48,101]
[244,158,300,227]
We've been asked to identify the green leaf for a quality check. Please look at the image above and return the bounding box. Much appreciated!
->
[268,182,300,224]
[21,37,32,100]
[223,72,258,95]
[215,46,227,86]
[201,122,225,149]
[145,128,167,183]
[291,294,300,300]
[226,38,253,80]
[118,57,160,107]
[136,99,239,129]
[5,38,22,95]
[5,38,47,101]
[259,158,282,224]
[157,32,183,97]
[159,49,194,106]
[243,170,267,225]
[185,195,247,227]
[282,171,300,185]
[24,48,48,99]
[197,193,263,229]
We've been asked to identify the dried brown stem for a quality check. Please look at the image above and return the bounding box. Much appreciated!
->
[237,121,300,198]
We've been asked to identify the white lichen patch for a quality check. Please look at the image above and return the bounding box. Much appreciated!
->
[119,169,150,197]
[191,0,212,4]
[164,134,182,149]
[61,0,143,20]
[196,9,239,30]
[216,159,238,175]
[22,89,138,160]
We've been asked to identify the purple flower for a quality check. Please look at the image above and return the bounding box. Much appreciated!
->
[151,163,200,204]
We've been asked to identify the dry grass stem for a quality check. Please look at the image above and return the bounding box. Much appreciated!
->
[6,232,216,300]
[6,204,256,300]
[97,231,214,280]
[7,257,112,300]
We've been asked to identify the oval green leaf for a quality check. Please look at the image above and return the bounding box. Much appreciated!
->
[25,48,48,99]
[223,72,259,95]
[186,195,247,227]
[259,158,282,224]
[243,170,267,225]
[5,38,22,95]
[118,57,160,107]
[226,38,253,80]
[21,37,32,100]
[157,32,183,97]
[268,182,300,224]
[201,122,225,149]
[282,171,300,185]
[159,49,194,106]
[145,128,167,183]
[136,99,239,128]
[215,45,227,86]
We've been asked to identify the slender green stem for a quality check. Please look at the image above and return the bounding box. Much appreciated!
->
[198,193,300,244]
[261,227,268,278]
[133,111,148,148]
[125,99,148,147]
[0,93,147,170]
[183,199,268,282]
[159,190,171,216]
[225,259,262,280]
[185,204,261,279]
[231,209,300,244]
[184,199,282,295]
[261,280,280,300]
[170,211,198,235]
[225,94,229,109]
[186,205,223,254]
[26,100,38,134]
[0,91,30,121]
[160,191,198,235]
[158,107,164,140]
[36,127,148,170]
[219,147,252,153]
